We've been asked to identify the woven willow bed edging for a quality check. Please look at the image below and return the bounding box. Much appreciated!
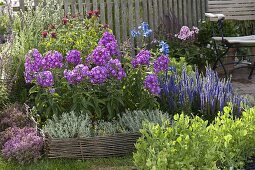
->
[45,132,140,159]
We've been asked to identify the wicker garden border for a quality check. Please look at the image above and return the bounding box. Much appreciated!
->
[45,132,140,159]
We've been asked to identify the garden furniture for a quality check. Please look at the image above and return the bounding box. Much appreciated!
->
[206,0,255,79]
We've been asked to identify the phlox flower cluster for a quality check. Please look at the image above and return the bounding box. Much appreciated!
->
[131,50,151,68]
[25,50,64,87]
[98,32,119,56]
[40,51,63,70]
[66,50,82,65]
[89,66,108,84]
[64,64,89,85]
[36,71,54,87]
[90,46,111,66]
[144,74,161,95]
[68,32,125,85]
[24,49,65,87]
[131,22,153,38]
[106,59,126,80]
[24,49,42,83]
[153,55,170,74]
[175,26,199,41]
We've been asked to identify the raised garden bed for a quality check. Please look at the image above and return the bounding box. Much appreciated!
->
[45,132,140,159]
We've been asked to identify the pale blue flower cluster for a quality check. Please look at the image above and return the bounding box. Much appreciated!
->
[131,22,153,38]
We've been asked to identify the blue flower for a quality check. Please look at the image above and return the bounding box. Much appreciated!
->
[138,22,153,37]
[159,41,170,55]
[143,29,153,37]
[131,30,140,38]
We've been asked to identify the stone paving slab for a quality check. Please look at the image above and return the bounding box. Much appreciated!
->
[230,68,255,98]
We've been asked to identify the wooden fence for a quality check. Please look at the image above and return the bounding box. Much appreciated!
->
[16,0,207,43]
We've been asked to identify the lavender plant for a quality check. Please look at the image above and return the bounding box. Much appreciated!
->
[94,120,125,136]
[118,110,170,132]
[160,66,247,121]
[43,111,91,138]
[43,109,169,138]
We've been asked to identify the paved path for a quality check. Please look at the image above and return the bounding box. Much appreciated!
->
[231,68,255,98]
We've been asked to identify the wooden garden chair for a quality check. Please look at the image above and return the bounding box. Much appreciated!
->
[205,0,255,79]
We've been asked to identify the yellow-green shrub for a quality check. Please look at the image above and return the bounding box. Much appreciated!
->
[134,106,255,170]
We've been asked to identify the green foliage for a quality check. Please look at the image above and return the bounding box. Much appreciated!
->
[121,54,159,111]
[134,106,255,170]
[0,14,8,35]
[0,156,134,170]
[0,84,9,110]
[169,57,193,74]
[39,16,106,56]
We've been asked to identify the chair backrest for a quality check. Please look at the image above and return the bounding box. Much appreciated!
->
[207,0,255,20]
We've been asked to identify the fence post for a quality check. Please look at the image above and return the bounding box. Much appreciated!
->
[114,0,120,44]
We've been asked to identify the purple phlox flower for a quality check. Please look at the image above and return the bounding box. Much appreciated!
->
[131,50,151,68]
[66,50,82,65]
[144,74,161,95]
[36,71,54,87]
[106,59,126,80]
[153,55,170,74]
[64,64,89,84]
[89,66,108,84]
[24,72,36,84]
[192,26,199,34]
[41,51,63,70]
[159,41,170,55]
[98,32,120,56]
[90,46,111,66]
[24,49,42,83]
[24,49,42,73]
[176,26,199,41]
[176,26,190,40]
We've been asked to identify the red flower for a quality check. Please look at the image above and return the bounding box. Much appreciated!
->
[62,17,69,25]
[87,11,94,19]
[94,10,100,17]
[41,31,48,38]
[51,32,57,38]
